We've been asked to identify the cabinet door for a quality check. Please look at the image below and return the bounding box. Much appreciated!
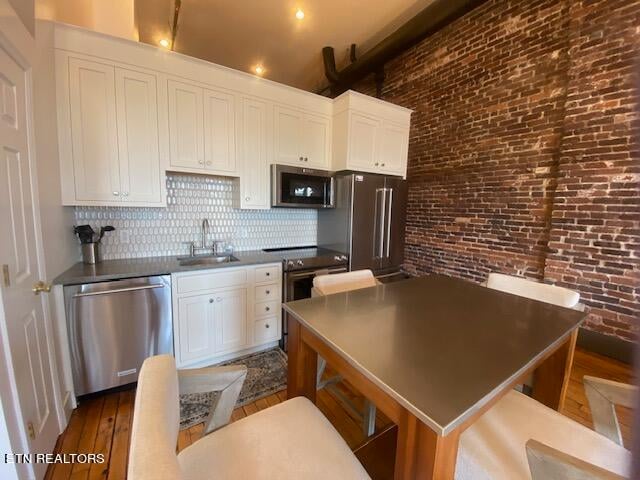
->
[167,80,204,169]
[177,295,216,364]
[115,68,162,203]
[204,88,236,173]
[348,112,379,170]
[239,97,270,209]
[378,121,409,175]
[302,114,330,169]
[273,105,302,166]
[213,288,247,353]
[68,58,120,201]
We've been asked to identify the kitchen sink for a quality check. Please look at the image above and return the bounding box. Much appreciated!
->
[177,255,239,266]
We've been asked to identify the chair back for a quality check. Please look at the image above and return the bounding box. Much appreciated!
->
[128,355,182,480]
[486,272,581,309]
[313,269,379,296]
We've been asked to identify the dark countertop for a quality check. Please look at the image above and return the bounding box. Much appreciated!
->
[53,250,281,285]
[283,274,585,435]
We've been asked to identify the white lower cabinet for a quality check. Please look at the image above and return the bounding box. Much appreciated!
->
[172,263,282,367]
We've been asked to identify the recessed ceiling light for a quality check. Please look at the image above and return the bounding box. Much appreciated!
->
[295,9,305,20]
[159,38,170,48]
[254,65,265,76]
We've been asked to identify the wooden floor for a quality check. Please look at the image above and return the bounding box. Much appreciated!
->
[45,347,635,480]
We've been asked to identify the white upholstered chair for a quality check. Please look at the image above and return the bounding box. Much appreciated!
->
[485,272,583,310]
[128,355,371,480]
[456,377,636,479]
[312,269,381,437]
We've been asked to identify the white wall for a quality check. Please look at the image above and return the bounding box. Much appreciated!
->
[36,0,138,40]
[33,20,78,427]
[8,0,34,35]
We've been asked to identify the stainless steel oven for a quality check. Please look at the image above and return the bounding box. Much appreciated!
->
[271,164,335,209]
[281,265,347,350]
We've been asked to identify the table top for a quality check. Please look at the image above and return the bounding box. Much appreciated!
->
[283,275,585,435]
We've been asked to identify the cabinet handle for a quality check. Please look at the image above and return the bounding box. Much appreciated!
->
[266,272,270,277]
[266,290,270,294]
[113,191,119,196]
[216,297,222,302]
[265,306,270,311]
[374,162,379,167]
[299,156,303,161]
[122,192,129,197]
[265,323,270,329]
[305,157,308,162]
[245,196,250,201]
[209,298,214,303]
[381,163,385,167]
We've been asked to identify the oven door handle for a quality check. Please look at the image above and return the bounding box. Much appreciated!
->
[286,267,348,280]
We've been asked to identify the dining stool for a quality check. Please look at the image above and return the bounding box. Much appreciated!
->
[485,272,583,310]
[312,269,381,437]
[456,376,635,479]
[129,355,371,480]
[485,272,583,395]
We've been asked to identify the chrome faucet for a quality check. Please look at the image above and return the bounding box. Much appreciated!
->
[201,219,210,249]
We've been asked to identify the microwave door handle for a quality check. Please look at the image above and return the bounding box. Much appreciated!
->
[385,188,393,258]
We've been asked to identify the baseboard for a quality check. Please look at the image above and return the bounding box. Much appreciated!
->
[577,328,635,365]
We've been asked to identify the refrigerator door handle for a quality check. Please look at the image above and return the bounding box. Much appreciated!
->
[374,188,386,259]
[385,188,393,258]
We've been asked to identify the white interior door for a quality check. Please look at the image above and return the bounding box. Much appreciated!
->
[0,37,59,480]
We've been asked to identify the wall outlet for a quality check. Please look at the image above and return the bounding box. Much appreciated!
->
[119,229,130,244]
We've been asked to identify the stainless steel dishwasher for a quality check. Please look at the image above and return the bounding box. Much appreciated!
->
[64,275,173,396]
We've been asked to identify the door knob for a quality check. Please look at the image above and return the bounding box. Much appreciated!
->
[32,281,51,295]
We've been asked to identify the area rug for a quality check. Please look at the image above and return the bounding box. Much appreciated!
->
[179,347,287,429]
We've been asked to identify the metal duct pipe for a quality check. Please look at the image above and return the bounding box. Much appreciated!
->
[321,0,488,95]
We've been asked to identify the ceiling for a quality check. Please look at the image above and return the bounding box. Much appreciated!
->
[135,0,437,92]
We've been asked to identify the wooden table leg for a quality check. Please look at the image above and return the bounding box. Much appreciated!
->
[394,410,460,480]
[286,316,317,402]
[532,330,578,411]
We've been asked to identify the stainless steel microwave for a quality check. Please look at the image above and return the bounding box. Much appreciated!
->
[271,165,335,209]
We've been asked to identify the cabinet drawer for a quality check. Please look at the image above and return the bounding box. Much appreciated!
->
[254,317,279,344]
[255,283,279,302]
[255,300,279,318]
[255,265,279,283]
[176,268,247,294]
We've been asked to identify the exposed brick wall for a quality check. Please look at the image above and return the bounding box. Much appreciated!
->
[353,0,639,340]
[544,0,640,341]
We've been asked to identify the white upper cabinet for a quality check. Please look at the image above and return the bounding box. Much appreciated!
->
[67,58,120,202]
[115,68,162,203]
[236,96,271,209]
[274,105,330,169]
[378,120,409,174]
[332,91,411,178]
[60,55,164,206]
[167,79,203,170]
[54,26,411,209]
[167,79,238,175]
[204,89,236,173]
[348,112,380,170]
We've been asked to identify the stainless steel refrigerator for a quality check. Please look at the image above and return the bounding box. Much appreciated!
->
[318,172,407,277]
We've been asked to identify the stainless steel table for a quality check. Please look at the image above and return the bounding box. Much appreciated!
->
[284,274,585,479]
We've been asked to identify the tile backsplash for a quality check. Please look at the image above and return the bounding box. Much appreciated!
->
[74,174,317,260]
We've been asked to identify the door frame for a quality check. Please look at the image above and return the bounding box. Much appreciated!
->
[0,2,68,478]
